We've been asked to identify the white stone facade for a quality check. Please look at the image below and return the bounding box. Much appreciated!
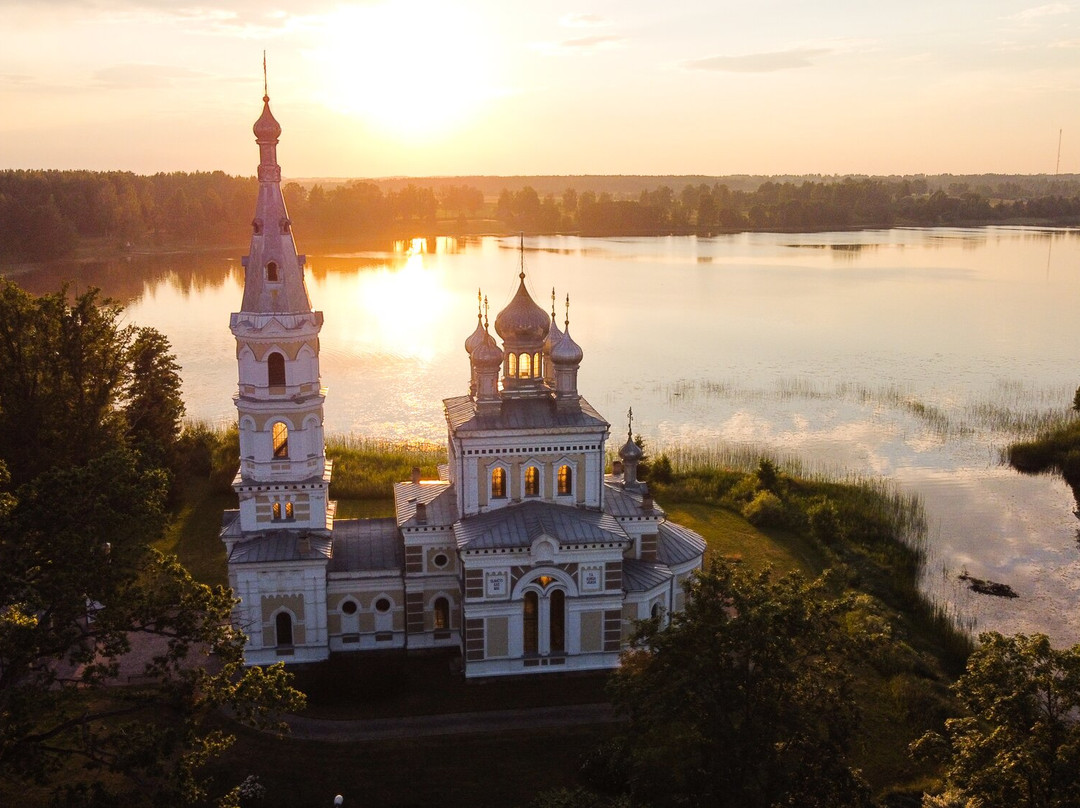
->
[221,95,706,676]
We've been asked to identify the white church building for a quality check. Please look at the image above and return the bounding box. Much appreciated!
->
[221,93,706,677]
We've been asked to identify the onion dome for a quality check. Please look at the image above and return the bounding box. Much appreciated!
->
[619,433,644,462]
[494,273,549,343]
[473,332,503,369]
[551,325,583,365]
[544,313,563,355]
[465,315,487,355]
[253,95,282,142]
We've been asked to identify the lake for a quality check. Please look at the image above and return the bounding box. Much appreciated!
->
[10,227,1080,643]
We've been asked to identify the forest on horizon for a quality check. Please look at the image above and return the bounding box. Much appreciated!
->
[4,168,1080,263]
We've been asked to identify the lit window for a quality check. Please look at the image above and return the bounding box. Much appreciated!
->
[266,261,279,282]
[508,353,517,377]
[557,465,572,496]
[491,467,506,499]
[434,597,449,630]
[285,502,294,519]
[272,422,288,458]
[519,352,531,378]
[268,352,286,387]
[524,466,539,497]
[272,502,281,520]
[533,352,541,377]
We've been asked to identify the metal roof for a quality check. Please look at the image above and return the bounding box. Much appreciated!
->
[455,500,630,551]
[603,482,666,519]
[228,530,333,564]
[393,481,458,528]
[328,518,403,573]
[444,394,608,434]
[657,521,708,565]
[623,559,674,592]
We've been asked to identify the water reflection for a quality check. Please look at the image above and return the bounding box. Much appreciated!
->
[7,227,1080,643]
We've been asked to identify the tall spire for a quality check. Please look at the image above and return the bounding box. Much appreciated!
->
[241,64,311,314]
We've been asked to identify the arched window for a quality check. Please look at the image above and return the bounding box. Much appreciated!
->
[523,591,538,655]
[533,352,541,377]
[507,353,518,377]
[524,466,540,497]
[491,467,506,499]
[266,261,279,282]
[651,603,662,620]
[557,465,572,496]
[285,502,294,519]
[519,352,531,379]
[550,589,565,653]
[272,502,282,520]
[272,422,289,458]
[275,612,293,647]
[267,352,286,387]
[433,597,450,630]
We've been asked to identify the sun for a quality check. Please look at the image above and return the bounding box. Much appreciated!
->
[314,1,495,140]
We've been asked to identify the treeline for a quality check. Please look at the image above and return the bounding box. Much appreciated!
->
[5,168,1080,263]
[495,178,1080,235]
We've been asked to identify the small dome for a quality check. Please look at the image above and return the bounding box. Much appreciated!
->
[473,333,503,369]
[494,276,549,344]
[464,314,487,355]
[619,435,644,462]
[544,314,564,354]
[551,325,583,365]
[253,96,282,142]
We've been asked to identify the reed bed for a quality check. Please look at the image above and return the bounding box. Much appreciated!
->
[661,376,1076,440]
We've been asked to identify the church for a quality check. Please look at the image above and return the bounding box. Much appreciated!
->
[221,92,706,677]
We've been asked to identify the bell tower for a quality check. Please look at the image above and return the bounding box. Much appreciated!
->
[229,86,333,535]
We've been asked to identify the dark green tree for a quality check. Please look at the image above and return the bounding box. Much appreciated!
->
[608,559,871,808]
[912,632,1080,808]
[124,326,186,471]
[0,280,303,805]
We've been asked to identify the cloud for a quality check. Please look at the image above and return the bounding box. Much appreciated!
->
[560,12,607,28]
[683,48,831,73]
[559,34,623,50]
[92,63,206,89]
[1006,3,1070,21]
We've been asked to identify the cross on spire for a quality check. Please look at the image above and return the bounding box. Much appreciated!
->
[627,406,634,438]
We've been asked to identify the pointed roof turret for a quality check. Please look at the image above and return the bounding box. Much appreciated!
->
[240,60,312,315]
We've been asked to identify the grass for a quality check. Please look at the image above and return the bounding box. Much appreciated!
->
[664,502,825,576]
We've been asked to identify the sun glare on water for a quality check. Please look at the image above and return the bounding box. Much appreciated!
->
[314,1,494,140]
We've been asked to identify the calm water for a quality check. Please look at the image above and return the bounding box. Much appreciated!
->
[10,228,1080,643]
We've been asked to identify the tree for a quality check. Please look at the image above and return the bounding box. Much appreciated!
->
[124,326,186,472]
[0,280,303,805]
[912,632,1080,808]
[607,559,871,808]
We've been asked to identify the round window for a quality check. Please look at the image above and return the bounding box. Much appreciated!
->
[375,598,392,613]
[341,600,358,615]
[433,553,449,569]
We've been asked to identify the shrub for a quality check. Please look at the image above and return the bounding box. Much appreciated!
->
[742,490,784,527]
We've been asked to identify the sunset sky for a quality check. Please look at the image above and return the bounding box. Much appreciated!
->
[4,0,1080,178]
